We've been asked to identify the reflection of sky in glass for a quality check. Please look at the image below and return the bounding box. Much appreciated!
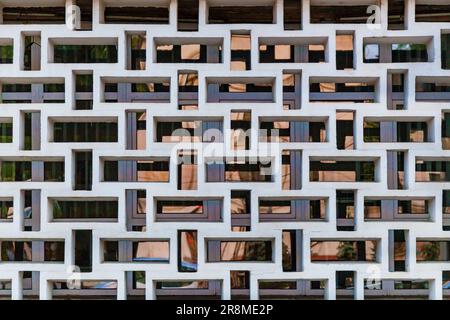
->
[392,43,412,50]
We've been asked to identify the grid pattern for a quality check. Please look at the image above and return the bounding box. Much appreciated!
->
[0,0,449,300]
